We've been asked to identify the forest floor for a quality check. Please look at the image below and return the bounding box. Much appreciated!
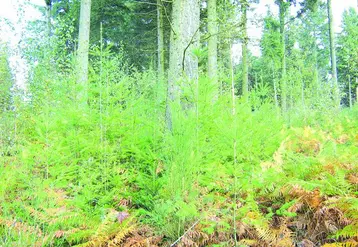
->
[0,103,357,247]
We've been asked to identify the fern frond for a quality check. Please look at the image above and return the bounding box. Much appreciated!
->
[108,224,136,245]
[73,213,136,247]
[238,239,258,246]
[321,241,358,247]
[256,227,276,243]
[334,224,358,239]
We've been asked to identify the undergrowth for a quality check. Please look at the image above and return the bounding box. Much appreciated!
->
[0,50,357,247]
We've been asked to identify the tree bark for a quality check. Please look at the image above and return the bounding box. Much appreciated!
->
[279,0,287,113]
[46,5,51,38]
[241,0,249,103]
[157,0,165,80]
[208,0,218,91]
[166,0,200,130]
[272,62,279,111]
[300,67,305,108]
[313,39,320,97]
[348,74,352,108]
[327,0,339,107]
[356,78,358,105]
[77,0,91,103]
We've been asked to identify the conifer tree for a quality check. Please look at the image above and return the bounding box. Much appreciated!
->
[241,0,249,103]
[208,0,218,91]
[166,0,200,130]
[157,0,165,80]
[327,0,339,107]
[76,0,92,103]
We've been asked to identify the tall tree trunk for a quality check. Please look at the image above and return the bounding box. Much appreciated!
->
[241,0,249,103]
[46,3,53,73]
[77,0,91,103]
[46,5,51,38]
[300,67,305,108]
[312,29,320,98]
[314,42,320,97]
[356,78,358,105]
[221,42,232,95]
[229,46,238,247]
[254,73,257,89]
[272,62,279,111]
[327,0,339,107]
[208,0,218,92]
[279,0,287,113]
[348,74,352,108]
[157,0,165,80]
[166,0,200,131]
[45,0,51,37]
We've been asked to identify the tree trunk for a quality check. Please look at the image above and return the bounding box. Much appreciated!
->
[241,0,249,103]
[46,5,51,38]
[314,41,320,97]
[77,0,91,103]
[348,74,352,108]
[166,0,200,130]
[45,1,51,37]
[300,67,305,108]
[356,78,358,104]
[208,0,218,91]
[327,0,339,107]
[229,46,238,247]
[272,62,279,111]
[46,4,53,74]
[279,0,287,113]
[157,0,165,80]
[230,48,235,114]
[221,42,232,95]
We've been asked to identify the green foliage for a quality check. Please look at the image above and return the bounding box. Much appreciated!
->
[90,0,162,70]
[337,8,358,105]
[1,1,358,246]
[0,44,12,112]
[2,55,358,247]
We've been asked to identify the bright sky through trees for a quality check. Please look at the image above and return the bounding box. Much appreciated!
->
[0,0,357,84]
[1,0,357,38]
[1,0,357,53]
[235,0,358,57]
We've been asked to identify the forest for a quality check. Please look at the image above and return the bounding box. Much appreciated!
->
[0,0,357,246]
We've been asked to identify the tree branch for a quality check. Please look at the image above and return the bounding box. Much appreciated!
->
[182,26,200,73]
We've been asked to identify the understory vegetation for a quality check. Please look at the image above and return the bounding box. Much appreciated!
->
[1,0,358,246]
[1,50,357,246]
